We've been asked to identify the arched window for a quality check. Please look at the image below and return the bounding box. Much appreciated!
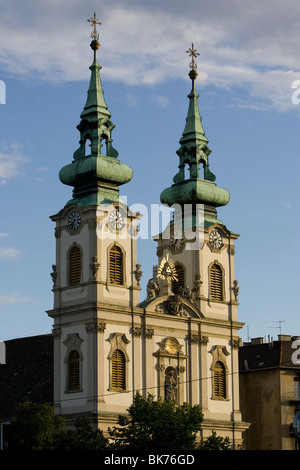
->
[209,263,223,301]
[84,136,92,156]
[69,245,81,285]
[213,361,226,399]
[109,245,123,285]
[101,133,109,156]
[111,349,126,390]
[172,264,185,295]
[67,350,80,391]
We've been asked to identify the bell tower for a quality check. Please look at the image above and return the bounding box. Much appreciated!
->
[145,44,248,444]
[157,44,238,323]
[47,14,141,427]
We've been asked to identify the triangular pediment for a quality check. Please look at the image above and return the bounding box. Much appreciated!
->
[144,294,203,319]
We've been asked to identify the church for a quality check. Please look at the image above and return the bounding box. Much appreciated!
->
[45,14,249,447]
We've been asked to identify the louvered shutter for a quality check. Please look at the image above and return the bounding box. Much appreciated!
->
[214,361,226,398]
[111,349,125,390]
[109,246,123,285]
[68,350,80,391]
[210,264,223,301]
[69,246,81,285]
[172,264,185,294]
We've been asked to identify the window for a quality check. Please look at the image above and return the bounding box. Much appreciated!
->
[69,245,81,285]
[109,245,123,285]
[111,349,126,390]
[67,350,80,391]
[213,361,226,399]
[172,264,185,295]
[209,263,223,301]
[108,333,129,392]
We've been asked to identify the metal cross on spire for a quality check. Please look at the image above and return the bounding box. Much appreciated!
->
[186,43,200,71]
[87,12,101,41]
[186,43,199,87]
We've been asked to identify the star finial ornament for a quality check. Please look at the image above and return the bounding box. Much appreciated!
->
[186,43,200,71]
[186,43,199,86]
[87,12,101,41]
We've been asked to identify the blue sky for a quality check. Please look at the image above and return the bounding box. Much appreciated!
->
[0,0,299,343]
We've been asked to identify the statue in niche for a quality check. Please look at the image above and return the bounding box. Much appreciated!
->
[165,367,177,401]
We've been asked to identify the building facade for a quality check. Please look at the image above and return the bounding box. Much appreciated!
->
[239,334,300,450]
[47,21,249,446]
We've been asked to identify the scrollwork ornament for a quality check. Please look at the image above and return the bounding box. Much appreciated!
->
[200,335,209,345]
[132,327,142,337]
[144,328,154,339]
[190,334,200,344]
[90,256,100,278]
[86,322,106,333]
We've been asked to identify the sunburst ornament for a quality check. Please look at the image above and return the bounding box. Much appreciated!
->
[157,254,177,281]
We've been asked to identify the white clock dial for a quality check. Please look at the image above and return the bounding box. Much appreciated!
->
[68,211,81,231]
[209,230,222,250]
[109,209,125,231]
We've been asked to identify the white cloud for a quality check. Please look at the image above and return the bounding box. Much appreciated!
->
[0,0,300,110]
[0,247,22,260]
[280,200,293,211]
[151,95,170,109]
[124,92,139,107]
[0,143,29,182]
[0,293,32,305]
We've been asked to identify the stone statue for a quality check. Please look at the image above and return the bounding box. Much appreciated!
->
[146,278,159,301]
[165,368,177,401]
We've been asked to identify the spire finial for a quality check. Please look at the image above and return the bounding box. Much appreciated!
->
[186,43,199,87]
[87,12,101,51]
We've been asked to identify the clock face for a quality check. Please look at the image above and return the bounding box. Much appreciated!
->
[109,209,125,231]
[209,230,222,250]
[68,211,81,231]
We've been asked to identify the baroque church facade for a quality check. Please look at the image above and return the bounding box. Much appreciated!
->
[47,16,249,446]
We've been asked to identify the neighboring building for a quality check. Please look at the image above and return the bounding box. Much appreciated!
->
[45,18,249,448]
[0,335,53,421]
[239,334,300,450]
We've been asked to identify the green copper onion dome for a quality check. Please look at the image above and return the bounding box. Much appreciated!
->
[160,44,229,226]
[59,15,133,207]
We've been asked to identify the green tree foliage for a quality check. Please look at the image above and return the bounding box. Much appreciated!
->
[6,401,65,450]
[54,415,108,450]
[198,430,231,450]
[108,393,203,451]
[5,399,229,451]
[5,401,108,450]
